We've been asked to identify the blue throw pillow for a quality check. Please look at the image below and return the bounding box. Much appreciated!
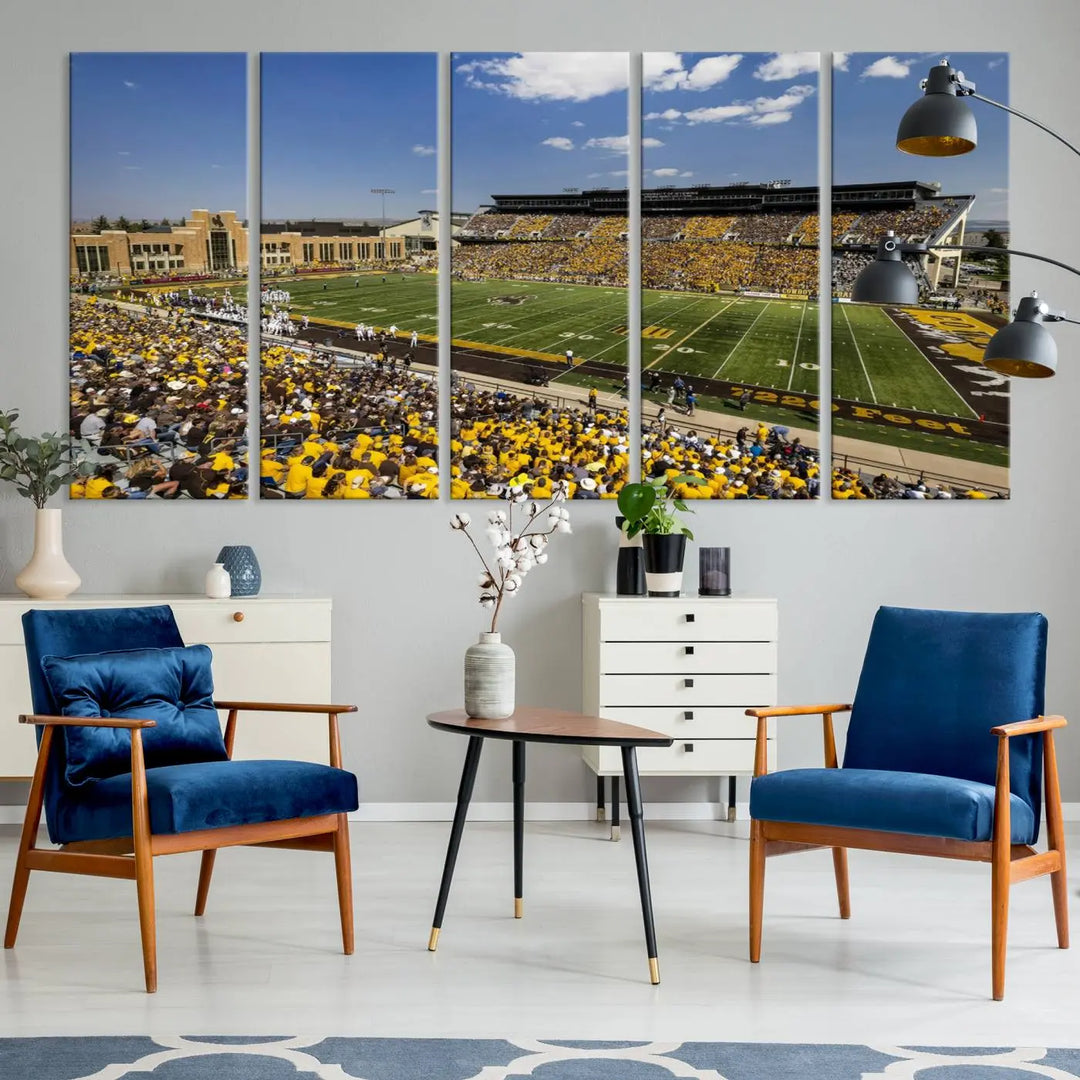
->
[41,644,229,786]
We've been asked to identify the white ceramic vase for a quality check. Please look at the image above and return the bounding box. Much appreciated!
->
[204,562,232,599]
[15,508,81,600]
[464,631,515,719]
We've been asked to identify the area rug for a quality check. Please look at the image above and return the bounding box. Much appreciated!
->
[2,1038,1080,1079]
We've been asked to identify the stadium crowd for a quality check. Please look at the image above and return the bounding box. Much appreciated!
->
[68,297,248,499]
[831,465,1003,499]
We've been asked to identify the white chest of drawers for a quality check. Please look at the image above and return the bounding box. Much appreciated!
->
[582,593,778,820]
[0,594,333,779]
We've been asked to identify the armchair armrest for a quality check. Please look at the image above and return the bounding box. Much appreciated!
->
[745,704,851,719]
[19,713,157,729]
[214,701,357,715]
[990,715,1067,738]
[746,704,851,778]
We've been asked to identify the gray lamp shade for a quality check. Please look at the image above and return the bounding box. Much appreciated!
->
[851,234,920,305]
[896,62,977,157]
[982,295,1058,378]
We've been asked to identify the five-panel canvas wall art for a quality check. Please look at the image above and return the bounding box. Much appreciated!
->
[68,51,1009,501]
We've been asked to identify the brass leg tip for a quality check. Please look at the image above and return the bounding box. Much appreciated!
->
[427,927,440,951]
[514,898,523,919]
[596,808,606,822]
[610,826,621,842]
[648,957,660,985]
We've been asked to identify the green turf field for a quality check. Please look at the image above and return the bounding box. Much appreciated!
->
[831,303,977,418]
[260,272,439,335]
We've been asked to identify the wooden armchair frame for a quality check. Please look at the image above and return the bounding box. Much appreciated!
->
[4,700,357,993]
[747,704,1069,1000]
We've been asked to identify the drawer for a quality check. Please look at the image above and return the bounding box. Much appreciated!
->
[589,738,774,776]
[598,705,760,740]
[598,600,776,643]
[171,600,330,645]
[600,641,775,675]
[600,673,776,707]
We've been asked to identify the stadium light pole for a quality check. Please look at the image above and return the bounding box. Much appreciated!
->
[897,58,1080,159]
[851,233,1080,377]
[371,187,394,260]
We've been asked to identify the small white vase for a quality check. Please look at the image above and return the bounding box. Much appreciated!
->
[204,562,232,599]
[464,631,515,719]
[15,508,81,600]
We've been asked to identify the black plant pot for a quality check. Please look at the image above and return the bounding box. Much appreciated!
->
[642,533,687,597]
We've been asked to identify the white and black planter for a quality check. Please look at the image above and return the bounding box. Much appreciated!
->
[642,533,687,597]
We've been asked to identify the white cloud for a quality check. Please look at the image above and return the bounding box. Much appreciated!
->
[420,188,438,195]
[457,52,628,102]
[754,52,819,82]
[683,104,753,124]
[680,83,815,127]
[609,170,629,177]
[987,187,1008,194]
[748,111,793,126]
[643,108,682,122]
[210,163,223,169]
[122,80,137,89]
[643,52,742,92]
[753,85,815,113]
[117,150,131,156]
[861,56,912,79]
[833,53,851,71]
[988,57,1005,70]
[571,120,585,127]
[586,172,603,179]
[541,136,575,151]
[123,165,142,171]
[652,167,681,177]
[412,144,436,156]
[680,171,694,177]
[583,134,663,152]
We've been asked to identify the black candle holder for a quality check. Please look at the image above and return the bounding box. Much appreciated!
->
[698,547,731,597]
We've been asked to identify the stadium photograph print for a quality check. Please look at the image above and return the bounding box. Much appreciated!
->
[259,52,438,500]
[641,52,822,501]
[69,52,249,500]
[450,52,630,501]
[831,52,1010,500]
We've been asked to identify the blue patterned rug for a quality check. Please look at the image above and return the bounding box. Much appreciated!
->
[2,1038,1080,1079]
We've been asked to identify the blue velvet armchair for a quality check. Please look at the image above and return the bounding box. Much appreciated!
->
[747,606,1068,1000]
[4,605,359,992]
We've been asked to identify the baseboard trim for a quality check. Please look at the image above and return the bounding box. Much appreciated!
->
[4,801,1080,826]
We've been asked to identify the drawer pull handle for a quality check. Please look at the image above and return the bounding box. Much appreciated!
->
[684,678,694,688]
[685,613,695,623]
[684,743,694,752]
[684,645,695,655]
[684,711,694,721]
[233,611,245,623]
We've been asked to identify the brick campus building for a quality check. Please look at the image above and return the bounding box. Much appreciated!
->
[70,209,407,277]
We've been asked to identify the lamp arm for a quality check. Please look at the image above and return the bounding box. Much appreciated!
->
[968,92,1080,160]
[926,244,1080,280]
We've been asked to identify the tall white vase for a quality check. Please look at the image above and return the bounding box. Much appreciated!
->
[464,631,515,719]
[15,508,81,600]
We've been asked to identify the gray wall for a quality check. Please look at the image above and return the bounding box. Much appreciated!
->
[2,0,1079,807]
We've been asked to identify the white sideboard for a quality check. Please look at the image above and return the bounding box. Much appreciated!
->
[582,593,778,826]
[0,595,333,779]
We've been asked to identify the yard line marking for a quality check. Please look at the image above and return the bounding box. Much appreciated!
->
[787,301,807,391]
[884,309,979,420]
[840,303,877,404]
[644,297,740,371]
[712,300,773,378]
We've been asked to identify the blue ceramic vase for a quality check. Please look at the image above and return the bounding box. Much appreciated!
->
[216,545,261,597]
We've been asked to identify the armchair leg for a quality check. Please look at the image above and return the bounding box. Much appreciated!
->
[832,848,851,919]
[749,819,765,962]
[5,727,52,950]
[1044,731,1070,950]
[333,814,354,955]
[131,731,157,993]
[991,851,1009,1001]
[194,850,216,916]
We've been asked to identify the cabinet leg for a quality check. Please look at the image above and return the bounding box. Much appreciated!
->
[513,740,525,919]
[596,775,606,823]
[610,776,621,841]
[727,776,737,823]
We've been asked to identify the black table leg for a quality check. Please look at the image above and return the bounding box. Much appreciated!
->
[513,739,525,919]
[596,774,606,823]
[621,745,659,984]
[610,775,621,841]
[429,735,484,951]
[727,775,737,823]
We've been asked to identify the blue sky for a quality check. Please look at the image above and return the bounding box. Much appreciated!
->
[834,52,1008,223]
[642,52,819,188]
[453,53,630,212]
[70,53,246,222]
[261,53,436,221]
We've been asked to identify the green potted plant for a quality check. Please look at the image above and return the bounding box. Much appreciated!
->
[0,409,90,599]
[617,474,705,596]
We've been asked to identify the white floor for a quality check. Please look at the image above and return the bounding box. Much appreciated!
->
[1,820,1078,1046]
